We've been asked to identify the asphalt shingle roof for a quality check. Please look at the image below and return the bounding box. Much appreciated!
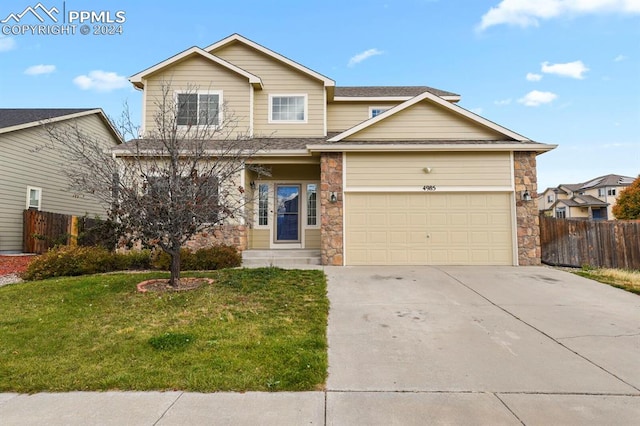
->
[334,86,459,98]
[0,108,94,129]
[115,137,545,154]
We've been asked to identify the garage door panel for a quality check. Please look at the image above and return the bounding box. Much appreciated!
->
[346,192,513,265]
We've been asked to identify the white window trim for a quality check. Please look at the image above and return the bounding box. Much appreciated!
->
[368,106,391,118]
[26,186,42,210]
[268,94,308,124]
[174,90,224,128]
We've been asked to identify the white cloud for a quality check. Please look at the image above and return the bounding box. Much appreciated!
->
[526,72,543,81]
[478,0,640,30]
[494,98,512,106]
[24,64,56,75]
[0,36,16,52]
[518,90,558,106]
[614,54,627,61]
[470,107,484,114]
[541,60,589,79]
[348,48,384,67]
[73,70,128,92]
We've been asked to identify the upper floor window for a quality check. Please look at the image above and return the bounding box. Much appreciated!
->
[369,107,390,118]
[177,91,222,126]
[547,195,553,203]
[598,188,605,197]
[269,94,307,123]
[26,186,41,210]
[608,188,616,196]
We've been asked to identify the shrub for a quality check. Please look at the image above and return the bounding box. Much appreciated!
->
[21,246,152,281]
[77,216,122,250]
[151,245,241,271]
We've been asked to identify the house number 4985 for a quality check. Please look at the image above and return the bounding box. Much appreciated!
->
[422,185,437,191]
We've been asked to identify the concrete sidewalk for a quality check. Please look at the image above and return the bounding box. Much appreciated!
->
[1,266,639,425]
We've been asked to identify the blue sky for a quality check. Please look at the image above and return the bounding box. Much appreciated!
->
[1,0,638,190]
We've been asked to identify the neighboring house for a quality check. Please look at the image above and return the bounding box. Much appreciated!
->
[538,174,635,220]
[0,109,122,253]
[119,33,555,266]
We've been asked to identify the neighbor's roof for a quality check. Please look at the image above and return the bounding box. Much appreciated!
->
[580,174,635,189]
[0,108,93,129]
[0,108,122,143]
[555,195,609,208]
[334,86,459,101]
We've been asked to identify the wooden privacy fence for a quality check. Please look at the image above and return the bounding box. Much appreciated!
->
[540,215,640,270]
[23,210,98,254]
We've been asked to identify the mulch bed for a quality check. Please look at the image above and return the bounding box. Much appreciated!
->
[0,255,37,276]
[137,277,214,293]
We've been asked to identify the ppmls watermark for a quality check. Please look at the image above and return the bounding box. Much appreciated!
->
[1,2,126,36]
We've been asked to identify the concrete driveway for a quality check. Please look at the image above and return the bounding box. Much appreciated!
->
[325,266,640,425]
[1,266,638,425]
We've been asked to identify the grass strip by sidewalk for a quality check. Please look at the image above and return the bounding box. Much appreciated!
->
[574,268,640,295]
[0,268,328,393]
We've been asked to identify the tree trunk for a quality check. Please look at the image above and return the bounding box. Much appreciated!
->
[168,250,181,288]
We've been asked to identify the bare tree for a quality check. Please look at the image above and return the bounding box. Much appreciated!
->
[44,82,269,287]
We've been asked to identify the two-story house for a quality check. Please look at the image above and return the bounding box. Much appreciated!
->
[538,174,635,220]
[0,109,122,253]
[117,33,555,266]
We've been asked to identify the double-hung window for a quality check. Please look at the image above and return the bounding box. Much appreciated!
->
[177,91,222,126]
[269,94,307,123]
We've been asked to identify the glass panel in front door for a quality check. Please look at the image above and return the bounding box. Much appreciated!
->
[276,185,300,242]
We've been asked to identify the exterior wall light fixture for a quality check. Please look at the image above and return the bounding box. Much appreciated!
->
[330,192,338,203]
[521,190,532,201]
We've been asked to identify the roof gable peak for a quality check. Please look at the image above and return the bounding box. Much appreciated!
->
[204,33,335,87]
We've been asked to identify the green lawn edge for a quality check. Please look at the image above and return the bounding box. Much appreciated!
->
[0,267,328,393]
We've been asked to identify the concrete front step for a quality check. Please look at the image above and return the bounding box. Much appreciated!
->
[242,250,321,266]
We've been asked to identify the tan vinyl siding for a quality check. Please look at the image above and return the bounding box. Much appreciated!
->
[327,101,401,132]
[345,101,505,141]
[346,152,512,188]
[305,228,320,249]
[0,114,117,252]
[248,229,270,249]
[143,55,250,137]
[212,42,325,137]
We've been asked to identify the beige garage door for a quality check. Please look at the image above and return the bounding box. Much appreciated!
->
[345,192,514,265]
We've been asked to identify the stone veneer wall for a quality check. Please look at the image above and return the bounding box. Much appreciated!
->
[320,152,344,265]
[514,151,540,265]
[185,225,248,252]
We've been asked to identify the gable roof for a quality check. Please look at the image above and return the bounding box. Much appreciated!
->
[205,33,335,88]
[553,195,608,208]
[334,86,460,102]
[0,108,92,129]
[328,90,531,143]
[0,108,122,143]
[580,174,635,189]
[129,46,263,90]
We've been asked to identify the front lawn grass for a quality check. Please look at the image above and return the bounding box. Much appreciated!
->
[574,267,640,295]
[0,268,328,393]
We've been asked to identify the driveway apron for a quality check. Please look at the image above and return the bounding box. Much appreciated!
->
[324,265,640,425]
